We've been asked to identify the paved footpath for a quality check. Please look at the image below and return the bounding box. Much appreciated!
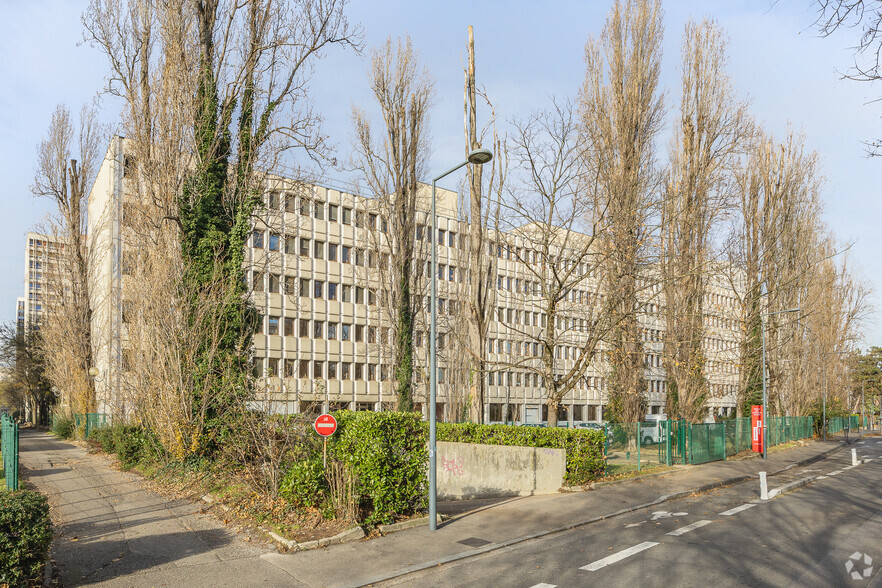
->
[18,427,865,587]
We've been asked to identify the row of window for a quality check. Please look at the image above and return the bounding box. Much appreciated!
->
[258,357,448,383]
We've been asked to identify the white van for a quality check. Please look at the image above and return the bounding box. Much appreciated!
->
[641,414,668,445]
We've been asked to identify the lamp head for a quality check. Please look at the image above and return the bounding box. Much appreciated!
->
[467,148,493,165]
[88,367,99,377]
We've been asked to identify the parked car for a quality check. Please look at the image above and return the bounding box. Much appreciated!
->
[641,414,667,445]
[575,421,612,440]
[520,422,547,428]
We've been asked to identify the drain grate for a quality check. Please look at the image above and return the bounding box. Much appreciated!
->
[457,537,492,547]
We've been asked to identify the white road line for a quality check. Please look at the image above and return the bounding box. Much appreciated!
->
[667,520,713,536]
[527,584,557,588]
[828,470,842,476]
[581,542,659,571]
[720,503,757,516]
[816,475,828,479]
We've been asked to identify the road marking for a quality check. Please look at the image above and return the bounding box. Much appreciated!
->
[667,520,713,536]
[528,584,556,588]
[625,521,646,528]
[720,503,757,516]
[581,542,659,571]
[651,511,687,521]
[816,475,828,479]
[828,470,842,476]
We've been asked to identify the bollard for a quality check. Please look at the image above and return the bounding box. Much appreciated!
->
[759,471,769,500]
[852,448,858,466]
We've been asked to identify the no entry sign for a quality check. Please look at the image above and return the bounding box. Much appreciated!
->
[314,413,338,437]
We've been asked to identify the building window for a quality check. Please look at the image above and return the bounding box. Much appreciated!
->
[448,231,456,247]
[268,191,280,209]
[329,204,338,222]
[299,237,310,256]
[252,230,264,249]
[342,207,352,224]
[268,274,280,293]
[252,271,264,292]
[285,193,297,212]
[284,275,296,294]
[328,361,338,379]
[313,320,324,338]
[341,362,351,380]
[355,325,364,342]
[314,280,324,298]
[267,357,280,376]
[314,360,324,378]
[314,240,324,259]
[328,243,338,261]
[299,319,309,337]
[368,364,376,380]
[355,286,364,304]
[268,316,279,335]
[327,322,337,340]
[284,359,295,378]
[300,197,310,216]
[269,233,280,251]
[341,245,350,263]
[314,201,324,220]
[341,324,351,341]
[285,235,296,254]
[300,278,309,297]
[354,363,363,380]
[341,285,351,303]
[328,282,337,301]
[299,359,309,378]
[489,403,503,422]
[284,317,295,336]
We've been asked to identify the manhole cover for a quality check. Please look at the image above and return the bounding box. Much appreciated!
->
[457,537,492,547]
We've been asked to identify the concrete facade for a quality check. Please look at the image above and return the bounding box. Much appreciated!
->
[85,137,744,423]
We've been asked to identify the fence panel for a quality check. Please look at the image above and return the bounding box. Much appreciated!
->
[724,418,750,456]
[689,422,726,465]
[75,413,108,438]
[1,413,19,491]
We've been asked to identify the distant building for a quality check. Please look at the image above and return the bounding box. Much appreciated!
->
[22,232,64,332]
[16,297,25,332]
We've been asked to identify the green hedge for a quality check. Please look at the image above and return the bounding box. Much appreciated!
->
[331,411,428,525]
[437,423,606,485]
[88,424,150,470]
[0,490,53,586]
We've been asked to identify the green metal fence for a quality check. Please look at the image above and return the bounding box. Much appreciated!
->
[604,414,816,471]
[1,413,19,491]
[75,413,108,438]
[689,422,727,464]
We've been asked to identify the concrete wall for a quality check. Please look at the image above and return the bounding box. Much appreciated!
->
[436,441,566,500]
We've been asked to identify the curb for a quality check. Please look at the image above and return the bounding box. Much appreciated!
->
[262,525,366,552]
[378,515,442,535]
[349,443,845,588]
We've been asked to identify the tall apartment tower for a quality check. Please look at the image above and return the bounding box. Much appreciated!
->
[22,232,65,332]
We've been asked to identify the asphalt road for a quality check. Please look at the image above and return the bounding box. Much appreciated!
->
[382,438,882,588]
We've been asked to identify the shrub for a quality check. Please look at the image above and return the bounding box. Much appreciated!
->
[437,423,606,485]
[51,414,74,439]
[331,411,427,525]
[279,457,327,508]
[113,425,146,469]
[0,490,53,586]
[88,426,115,453]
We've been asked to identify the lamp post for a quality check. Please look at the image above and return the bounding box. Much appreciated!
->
[761,307,799,460]
[429,148,492,531]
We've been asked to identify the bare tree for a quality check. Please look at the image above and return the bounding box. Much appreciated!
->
[498,101,616,428]
[30,104,101,419]
[661,19,750,422]
[580,0,665,424]
[463,25,505,423]
[351,36,433,412]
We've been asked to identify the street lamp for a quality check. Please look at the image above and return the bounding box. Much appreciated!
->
[429,148,492,531]
[761,307,799,460]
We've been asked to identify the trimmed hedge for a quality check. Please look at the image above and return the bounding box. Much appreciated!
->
[0,490,53,586]
[88,424,150,470]
[437,423,606,485]
[331,411,427,525]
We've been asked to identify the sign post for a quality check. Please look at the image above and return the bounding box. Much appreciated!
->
[751,405,764,454]
[314,414,338,468]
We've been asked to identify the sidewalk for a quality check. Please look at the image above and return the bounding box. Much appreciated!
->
[260,435,857,587]
[17,427,861,587]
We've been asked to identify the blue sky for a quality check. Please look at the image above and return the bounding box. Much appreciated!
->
[1,0,880,345]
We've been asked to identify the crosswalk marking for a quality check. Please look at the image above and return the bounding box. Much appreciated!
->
[581,541,659,571]
[720,503,757,516]
[667,520,713,536]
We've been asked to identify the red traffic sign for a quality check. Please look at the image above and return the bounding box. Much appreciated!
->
[314,413,338,437]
